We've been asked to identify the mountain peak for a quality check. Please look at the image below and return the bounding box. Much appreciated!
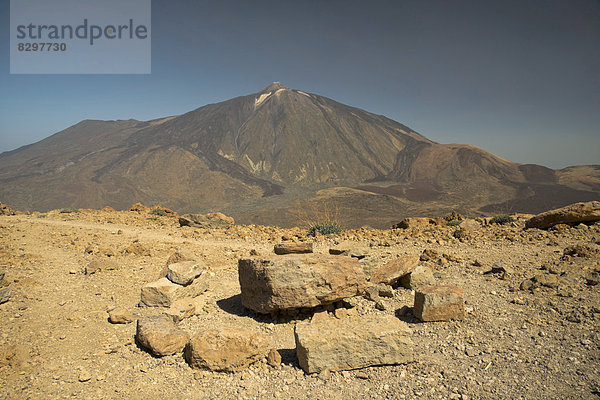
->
[262,82,287,92]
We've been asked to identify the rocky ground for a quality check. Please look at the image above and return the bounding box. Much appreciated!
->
[0,207,599,399]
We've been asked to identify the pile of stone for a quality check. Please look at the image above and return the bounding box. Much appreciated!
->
[132,247,466,374]
[140,260,208,308]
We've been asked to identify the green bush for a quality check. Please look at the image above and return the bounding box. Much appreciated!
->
[491,215,515,225]
[149,208,167,216]
[447,220,463,227]
[308,221,341,237]
[59,207,80,214]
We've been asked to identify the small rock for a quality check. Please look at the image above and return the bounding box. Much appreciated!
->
[585,271,600,286]
[167,261,206,286]
[78,370,91,382]
[375,300,387,310]
[108,307,134,324]
[355,371,369,380]
[136,315,189,356]
[363,285,380,302]
[420,249,439,262]
[123,242,150,256]
[274,243,313,255]
[0,287,11,304]
[413,285,465,322]
[376,284,394,298]
[85,259,119,275]
[520,278,538,291]
[267,348,282,368]
[484,262,513,280]
[318,369,331,381]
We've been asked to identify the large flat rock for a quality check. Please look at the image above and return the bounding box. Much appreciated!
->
[295,314,413,373]
[238,254,367,314]
[525,201,600,229]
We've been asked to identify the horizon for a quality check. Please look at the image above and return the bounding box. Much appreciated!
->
[1,0,599,169]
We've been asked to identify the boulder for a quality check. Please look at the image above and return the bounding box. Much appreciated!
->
[398,264,435,289]
[184,328,269,372]
[167,261,206,286]
[267,348,282,368]
[274,243,313,255]
[108,307,134,324]
[135,315,189,356]
[140,277,208,307]
[179,213,234,229]
[238,255,367,314]
[525,201,600,229]
[370,255,420,285]
[294,314,413,373]
[413,285,465,322]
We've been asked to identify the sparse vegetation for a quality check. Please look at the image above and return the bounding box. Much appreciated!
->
[290,199,343,236]
[59,207,80,214]
[491,215,515,225]
[149,208,167,217]
[308,221,341,237]
[447,220,463,227]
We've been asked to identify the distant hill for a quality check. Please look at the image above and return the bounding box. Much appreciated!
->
[1,82,599,227]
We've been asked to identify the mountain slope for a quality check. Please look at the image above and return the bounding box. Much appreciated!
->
[1,82,598,227]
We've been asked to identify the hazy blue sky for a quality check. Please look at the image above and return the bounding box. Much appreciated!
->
[1,0,599,168]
